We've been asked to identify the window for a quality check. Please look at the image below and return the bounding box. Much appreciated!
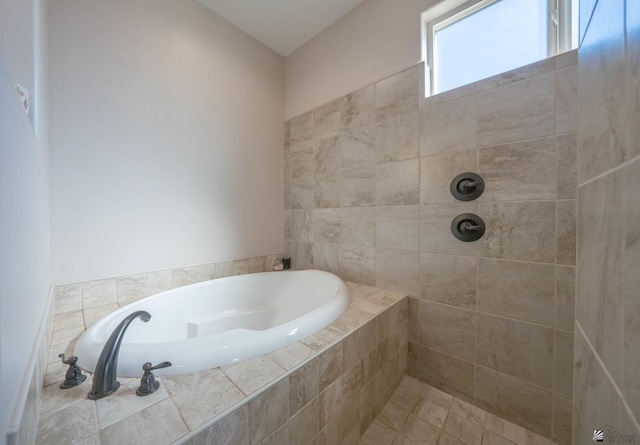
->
[423,0,578,95]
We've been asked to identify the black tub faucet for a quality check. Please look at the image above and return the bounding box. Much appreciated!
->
[88,310,151,400]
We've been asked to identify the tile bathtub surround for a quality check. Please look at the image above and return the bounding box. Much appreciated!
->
[38,282,408,444]
[284,51,577,442]
[360,375,560,445]
[52,253,285,315]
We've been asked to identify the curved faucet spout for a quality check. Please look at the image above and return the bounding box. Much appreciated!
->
[88,310,151,400]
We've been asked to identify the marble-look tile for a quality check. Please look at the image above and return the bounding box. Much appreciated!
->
[315,136,340,176]
[51,326,84,346]
[556,133,577,199]
[481,430,517,445]
[36,398,98,445]
[477,73,555,147]
[438,432,467,445]
[185,406,248,445]
[375,159,420,206]
[555,265,575,332]
[263,423,288,445]
[53,310,84,333]
[302,328,341,352]
[418,302,475,362]
[623,159,640,416]
[224,356,286,395]
[341,207,375,247]
[288,241,314,270]
[291,176,315,209]
[268,342,315,371]
[555,49,578,69]
[420,150,477,204]
[442,411,484,445]
[573,329,622,444]
[82,279,117,308]
[319,342,344,391]
[407,298,419,344]
[161,368,220,396]
[291,210,313,242]
[339,127,375,171]
[551,393,572,445]
[319,376,343,427]
[577,0,629,183]
[290,140,315,180]
[484,413,526,444]
[96,378,169,429]
[400,414,441,444]
[420,203,478,256]
[375,66,419,123]
[341,165,376,207]
[375,112,419,163]
[341,246,375,286]
[475,57,556,93]
[249,378,289,444]
[376,206,420,251]
[289,111,313,142]
[54,283,82,314]
[313,242,341,275]
[417,347,474,403]
[476,314,554,388]
[411,396,448,429]
[359,418,397,445]
[146,270,172,296]
[313,209,341,244]
[313,99,344,138]
[478,201,555,263]
[420,95,477,156]
[478,137,556,202]
[474,366,552,437]
[556,199,577,265]
[39,374,93,418]
[290,358,319,415]
[419,253,476,309]
[248,256,265,273]
[116,274,147,305]
[576,171,624,384]
[555,65,578,134]
[48,338,77,364]
[171,369,245,429]
[375,249,419,296]
[289,398,320,445]
[172,267,197,288]
[420,62,476,109]
[99,398,188,445]
[83,303,118,327]
[342,360,363,406]
[44,357,68,386]
[343,84,376,130]
[477,259,555,326]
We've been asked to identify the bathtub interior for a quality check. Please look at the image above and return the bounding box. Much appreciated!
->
[101,270,344,344]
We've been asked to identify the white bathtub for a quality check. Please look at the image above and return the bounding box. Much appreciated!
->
[74,269,350,377]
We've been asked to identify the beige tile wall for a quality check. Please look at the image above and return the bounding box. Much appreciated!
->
[284,51,578,443]
[574,0,640,443]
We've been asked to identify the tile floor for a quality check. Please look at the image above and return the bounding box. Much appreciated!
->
[360,376,560,445]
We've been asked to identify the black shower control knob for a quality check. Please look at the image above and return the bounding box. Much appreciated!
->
[451,213,485,242]
[450,172,485,201]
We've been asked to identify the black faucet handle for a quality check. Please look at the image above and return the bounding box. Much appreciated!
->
[137,361,172,396]
[59,353,87,389]
[143,361,172,372]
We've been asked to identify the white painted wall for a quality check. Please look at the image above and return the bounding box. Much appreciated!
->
[49,0,285,284]
[0,0,50,441]
[285,0,442,119]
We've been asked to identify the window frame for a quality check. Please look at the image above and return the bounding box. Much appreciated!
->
[424,0,575,96]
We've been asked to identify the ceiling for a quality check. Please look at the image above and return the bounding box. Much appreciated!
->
[197,0,366,57]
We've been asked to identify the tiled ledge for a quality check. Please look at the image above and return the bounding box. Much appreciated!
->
[37,281,408,444]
